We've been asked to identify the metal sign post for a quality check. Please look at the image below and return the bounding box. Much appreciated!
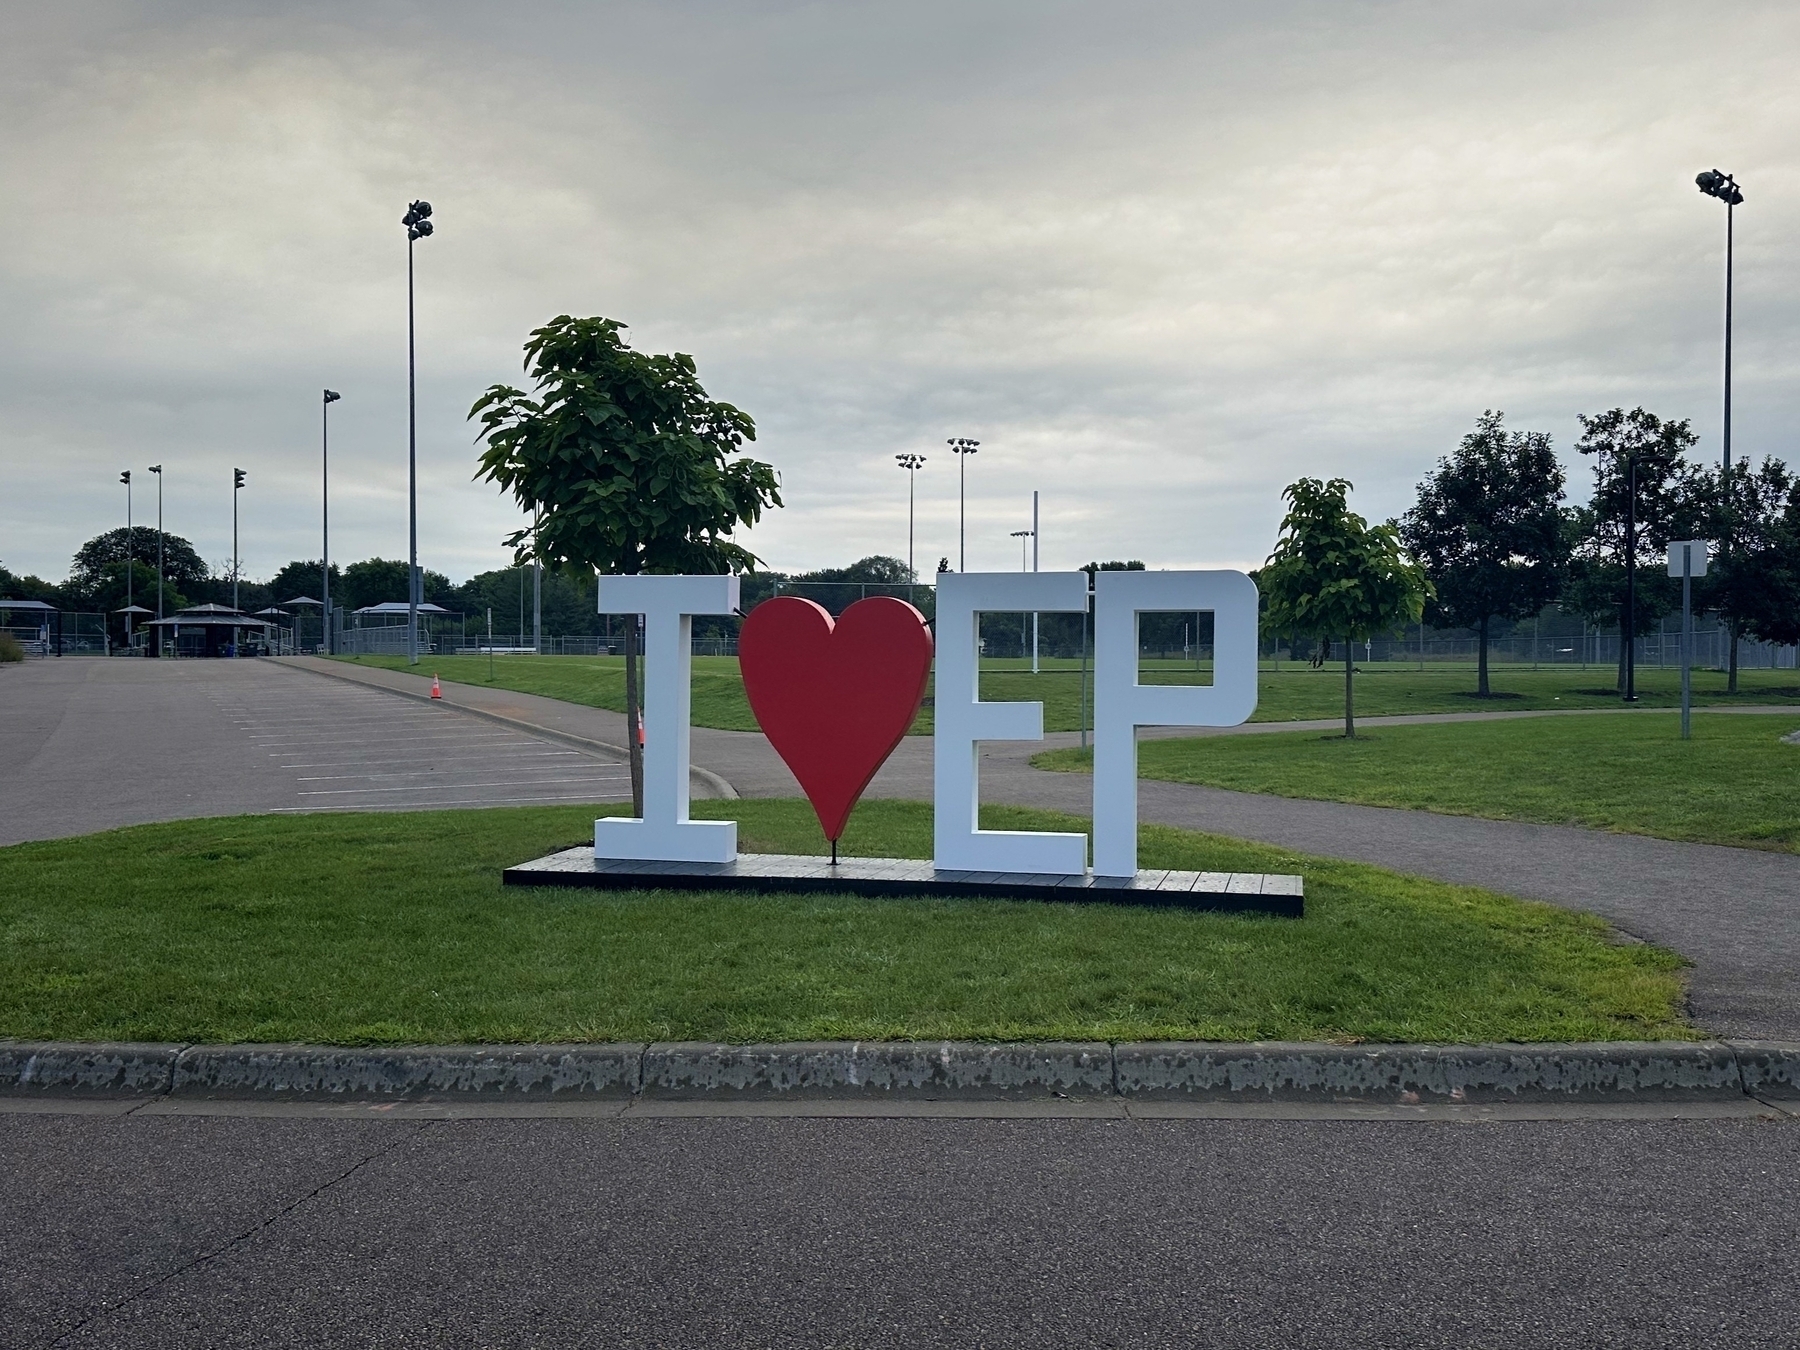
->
[1667,541,1710,740]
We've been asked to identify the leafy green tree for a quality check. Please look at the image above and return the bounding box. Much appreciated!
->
[1401,411,1566,697]
[1568,407,1699,693]
[70,528,209,606]
[268,560,342,603]
[1692,457,1800,652]
[338,559,455,612]
[472,315,781,811]
[1261,478,1430,737]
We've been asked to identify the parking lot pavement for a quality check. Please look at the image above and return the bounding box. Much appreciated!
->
[0,658,630,845]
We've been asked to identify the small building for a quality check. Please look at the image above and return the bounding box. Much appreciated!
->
[144,604,278,658]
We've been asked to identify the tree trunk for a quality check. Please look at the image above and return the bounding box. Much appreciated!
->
[624,613,644,816]
[1344,641,1355,739]
[1477,614,1490,697]
[1728,619,1740,693]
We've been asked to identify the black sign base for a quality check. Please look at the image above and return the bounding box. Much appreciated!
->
[504,849,1303,917]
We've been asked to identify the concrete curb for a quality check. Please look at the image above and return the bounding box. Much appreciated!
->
[0,1042,184,1096]
[641,1042,1115,1099]
[277,657,739,801]
[171,1043,645,1100]
[5,1039,1799,1105]
[1113,1041,1747,1103]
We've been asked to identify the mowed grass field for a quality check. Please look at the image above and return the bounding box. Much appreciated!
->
[341,653,1800,734]
[1037,712,1800,851]
[0,800,1690,1046]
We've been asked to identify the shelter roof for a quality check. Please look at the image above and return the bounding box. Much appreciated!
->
[282,596,322,606]
[354,601,452,615]
[0,599,58,611]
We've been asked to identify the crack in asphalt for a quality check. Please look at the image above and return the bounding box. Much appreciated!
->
[43,1120,440,1347]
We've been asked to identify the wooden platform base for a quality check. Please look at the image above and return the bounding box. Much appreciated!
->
[504,850,1304,917]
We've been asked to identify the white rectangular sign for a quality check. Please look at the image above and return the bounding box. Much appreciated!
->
[1667,541,1709,578]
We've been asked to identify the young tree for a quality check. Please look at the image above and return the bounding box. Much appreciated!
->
[1262,478,1429,737]
[1401,411,1566,697]
[1569,408,1699,694]
[1695,457,1800,654]
[473,315,780,813]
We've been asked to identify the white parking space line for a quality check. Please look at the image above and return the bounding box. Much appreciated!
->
[200,669,634,813]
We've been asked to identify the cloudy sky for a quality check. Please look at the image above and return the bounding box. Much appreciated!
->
[2,1,1795,585]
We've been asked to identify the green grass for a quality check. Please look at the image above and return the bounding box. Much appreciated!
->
[0,799,1690,1046]
[1036,712,1800,851]
[341,653,1800,734]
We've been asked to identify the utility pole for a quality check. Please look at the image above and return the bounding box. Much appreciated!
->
[948,437,979,570]
[148,464,164,626]
[1624,449,1638,702]
[232,468,245,610]
[895,453,926,579]
[1696,169,1745,690]
[120,471,133,649]
[402,199,435,665]
[322,389,340,654]
[1031,489,1040,674]
[533,508,543,655]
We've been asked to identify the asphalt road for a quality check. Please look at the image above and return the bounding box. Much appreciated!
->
[3,1107,1796,1349]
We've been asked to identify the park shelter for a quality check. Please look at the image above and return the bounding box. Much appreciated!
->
[0,599,63,655]
[145,604,276,658]
[114,604,153,651]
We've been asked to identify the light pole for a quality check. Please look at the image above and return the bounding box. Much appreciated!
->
[1031,489,1040,673]
[1696,168,1744,689]
[533,507,543,655]
[895,453,926,579]
[402,198,434,665]
[148,464,164,624]
[120,471,132,648]
[1010,527,1033,662]
[1624,447,1638,703]
[232,467,245,611]
[322,389,340,654]
[948,437,979,570]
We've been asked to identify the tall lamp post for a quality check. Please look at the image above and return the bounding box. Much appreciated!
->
[895,452,926,579]
[402,199,435,665]
[120,471,133,648]
[948,437,979,570]
[1031,489,1040,673]
[148,464,164,625]
[1010,527,1034,662]
[1696,168,1744,688]
[1624,447,1639,703]
[232,467,245,611]
[322,389,340,654]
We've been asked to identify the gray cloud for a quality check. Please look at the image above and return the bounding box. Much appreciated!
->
[3,1,1796,584]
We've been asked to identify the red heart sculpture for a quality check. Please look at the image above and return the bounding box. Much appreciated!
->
[738,595,934,843]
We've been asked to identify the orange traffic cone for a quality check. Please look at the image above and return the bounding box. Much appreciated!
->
[636,710,645,746]
[430,674,442,699]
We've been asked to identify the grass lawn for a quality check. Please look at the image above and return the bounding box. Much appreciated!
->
[340,653,1800,735]
[1036,712,1800,851]
[0,800,1689,1046]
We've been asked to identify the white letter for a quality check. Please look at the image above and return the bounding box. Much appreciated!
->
[1092,570,1259,877]
[933,571,1089,874]
[595,574,739,863]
